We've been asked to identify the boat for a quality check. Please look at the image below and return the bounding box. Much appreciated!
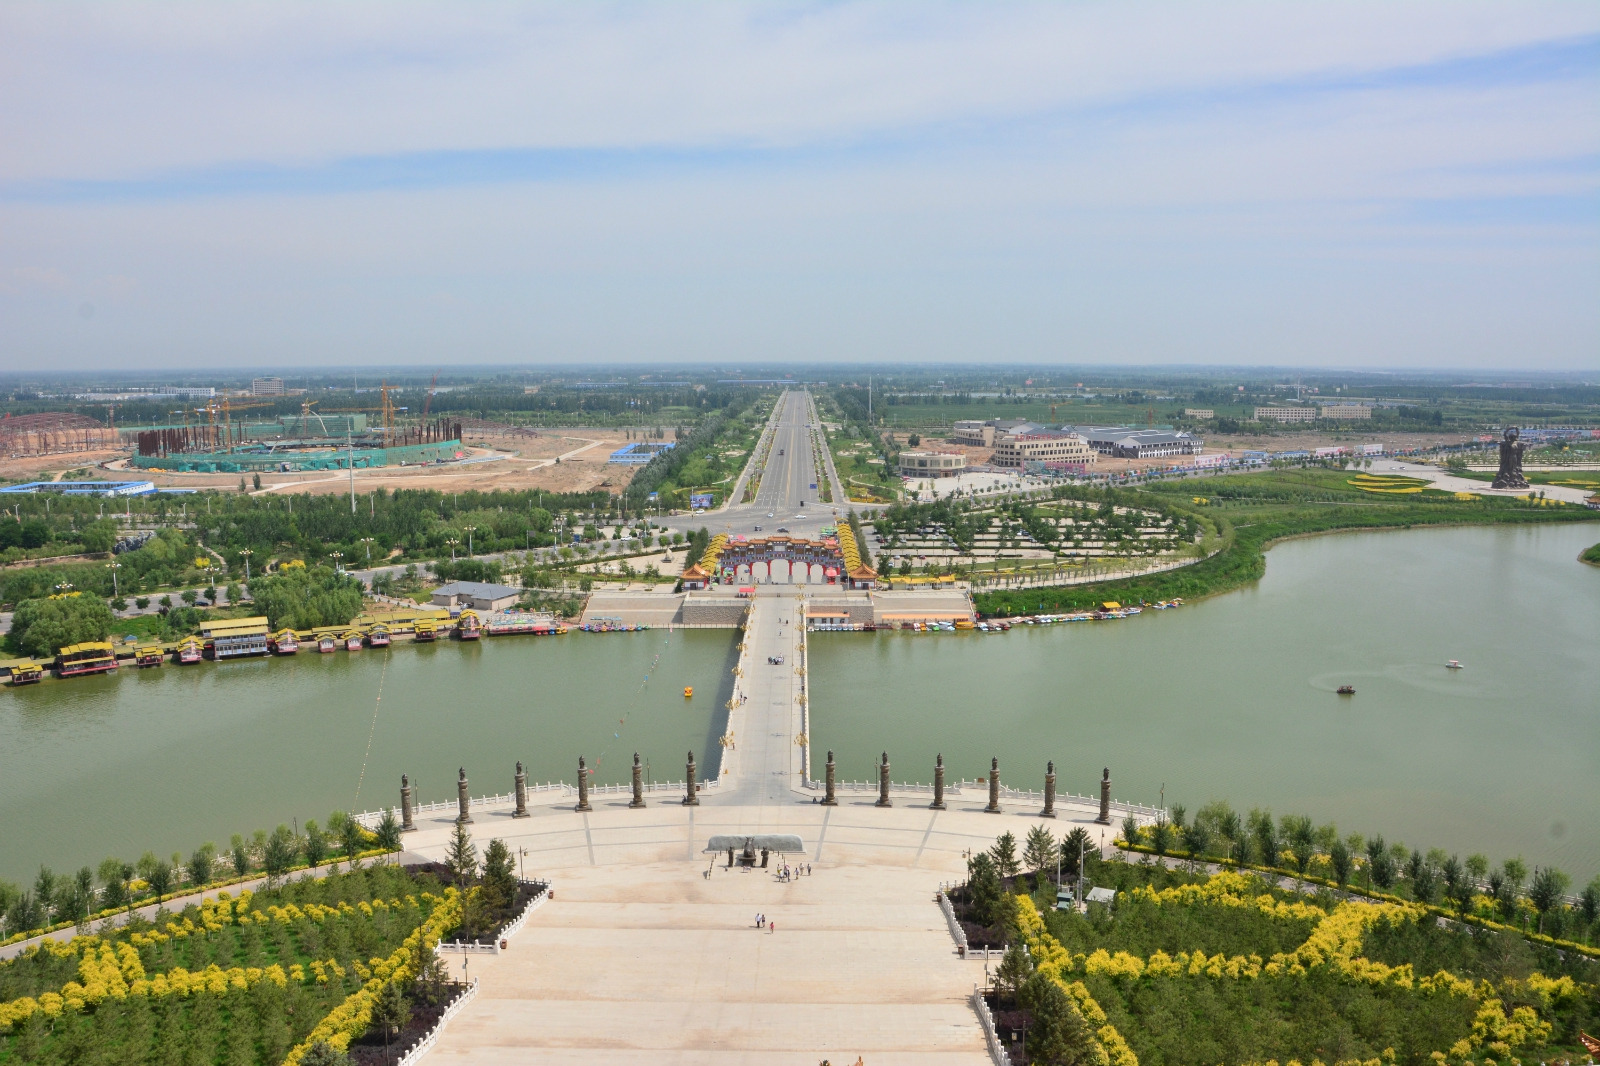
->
[8,661,43,685]
[1445,660,1464,670]
[413,618,438,642]
[56,642,119,679]
[176,637,203,665]
[317,634,337,654]
[1336,685,1356,695]
[343,631,363,652]
[134,645,165,668]
[367,625,391,648]
[683,686,694,698]
[457,610,482,640]
[270,629,299,655]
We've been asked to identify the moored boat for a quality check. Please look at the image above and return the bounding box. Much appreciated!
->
[57,642,119,678]
[1336,685,1356,695]
[8,661,44,685]
[1446,660,1464,670]
[135,645,165,668]
[176,637,203,664]
[317,634,337,654]
[270,629,299,655]
[367,625,391,648]
[413,619,437,642]
[457,610,482,640]
[344,631,363,652]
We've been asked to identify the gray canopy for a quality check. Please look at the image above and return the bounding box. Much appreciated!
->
[705,834,805,854]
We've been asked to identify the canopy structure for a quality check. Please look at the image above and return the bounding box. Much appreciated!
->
[704,834,805,854]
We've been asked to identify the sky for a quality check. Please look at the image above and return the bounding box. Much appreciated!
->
[1,2,1597,372]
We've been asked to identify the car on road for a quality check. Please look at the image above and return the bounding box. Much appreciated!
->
[776,527,790,533]
[766,512,774,518]
[753,525,762,531]
[794,514,806,519]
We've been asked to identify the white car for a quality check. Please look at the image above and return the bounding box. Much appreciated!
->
[794,514,807,519]
[767,512,774,518]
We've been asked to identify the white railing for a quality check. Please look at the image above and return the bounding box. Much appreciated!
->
[437,879,550,955]
[395,978,479,1065]
[972,986,1012,1066]
[937,887,968,955]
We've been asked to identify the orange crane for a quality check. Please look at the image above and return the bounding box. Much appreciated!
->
[420,372,440,422]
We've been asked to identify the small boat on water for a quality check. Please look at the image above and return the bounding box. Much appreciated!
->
[271,629,299,655]
[344,631,363,652]
[8,661,43,685]
[1446,660,1464,670]
[317,634,337,654]
[176,637,203,665]
[413,619,437,642]
[457,610,482,640]
[1336,685,1356,695]
[134,645,165,668]
[367,625,390,648]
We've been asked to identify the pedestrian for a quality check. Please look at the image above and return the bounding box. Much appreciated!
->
[770,919,776,934]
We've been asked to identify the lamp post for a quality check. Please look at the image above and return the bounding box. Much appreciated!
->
[329,551,344,574]
[359,536,375,564]
[446,538,459,562]
[54,582,74,596]
[106,562,120,599]
[463,525,477,557]
[239,548,253,584]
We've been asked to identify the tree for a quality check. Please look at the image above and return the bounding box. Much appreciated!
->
[1250,810,1279,870]
[147,859,173,901]
[1149,819,1173,858]
[445,823,478,888]
[262,825,298,884]
[1023,972,1097,1066]
[966,852,1002,927]
[1023,826,1056,880]
[229,835,251,877]
[1182,822,1211,869]
[299,1041,352,1066]
[187,844,215,887]
[375,809,403,853]
[1060,827,1091,878]
[1120,814,1142,851]
[7,596,115,658]
[97,857,128,910]
[1366,836,1394,890]
[340,816,368,867]
[995,939,1033,999]
[990,832,1020,878]
[370,980,412,1058]
[1329,839,1352,891]
[1501,857,1528,896]
[1441,855,1471,914]
[1528,867,1570,934]
[303,821,328,868]
[249,565,364,631]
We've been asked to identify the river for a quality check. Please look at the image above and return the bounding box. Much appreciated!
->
[0,630,736,885]
[812,522,1600,880]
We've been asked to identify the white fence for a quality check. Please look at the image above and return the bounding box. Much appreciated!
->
[394,978,479,1066]
[438,880,550,956]
[971,986,1012,1066]
[937,884,1005,961]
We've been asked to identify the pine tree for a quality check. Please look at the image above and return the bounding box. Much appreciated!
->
[481,838,517,914]
[445,823,478,888]
[1023,825,1056,879]
[990,831,1020,878]
[1023,973,1096,1066]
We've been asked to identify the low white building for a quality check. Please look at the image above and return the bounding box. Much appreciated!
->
[1253,406,1318,423]
[897,449,967,478]
[992,431,1095,468]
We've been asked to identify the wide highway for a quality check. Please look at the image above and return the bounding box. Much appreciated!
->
[712,390,849,540]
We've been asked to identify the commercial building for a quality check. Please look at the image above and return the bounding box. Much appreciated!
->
[1319,404,1373,420]
[1253,406,1319,423]
[949,419,1035,447]
[1184,408,1214,419]
[251,377,285,396]
[430,581,523,612]
[897,449,967,478]
[992,431,1096,468]
[1064,427,1204,459]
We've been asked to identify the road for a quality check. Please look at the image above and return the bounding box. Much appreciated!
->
[712,390,851,540]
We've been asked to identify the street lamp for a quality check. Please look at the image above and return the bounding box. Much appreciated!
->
[446,538,459,562]
[106,562,120,599]
[54,582,74,596]
[239,548,253,584]
[359,537,375,564]
[463,525,477,557]
[329,551,344,573]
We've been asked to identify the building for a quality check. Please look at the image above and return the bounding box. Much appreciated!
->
[0,479,158,497]
[992,431,1096,468]
[949,418,1035,447]
[897,449,967,478]
[1253,406,1319,423]
[251,377,285,396]
[608,441,676,464]
[430,581,523,612]
[1319,404,1372,420]
[1064,427,1203,459]
[200,616,269,659]
[1184,408,1214,419]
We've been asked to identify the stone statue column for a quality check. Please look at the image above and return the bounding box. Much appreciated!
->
[400,774,415,833]
[683,750,699,806]
[985,757,1001,813]
[575,756,592,813]
[875,751,892,807]
[629,752,646,809]
[513,761,530,818]
[1096,767,1112,825]
[931,753,946,810]
[456,767,473,824]
[822,750,837,806]
[1043,761,1057,819]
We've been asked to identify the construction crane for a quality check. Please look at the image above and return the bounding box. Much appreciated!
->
[324,381,398,435]
[420,372,440,422]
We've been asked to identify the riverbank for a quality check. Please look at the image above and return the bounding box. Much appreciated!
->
[973,468,1599,617]
[1583,542,1600,566]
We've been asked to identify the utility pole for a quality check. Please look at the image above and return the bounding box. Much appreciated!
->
[347,425,357,515]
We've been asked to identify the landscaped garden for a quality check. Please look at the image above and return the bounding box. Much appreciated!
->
[958,824,1600,1066]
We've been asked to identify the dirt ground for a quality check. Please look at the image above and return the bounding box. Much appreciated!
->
[18,429,651,497]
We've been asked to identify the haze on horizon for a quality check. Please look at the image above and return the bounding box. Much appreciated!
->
[1,2,1596,373]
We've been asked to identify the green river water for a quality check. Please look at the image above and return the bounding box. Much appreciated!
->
[1,521,1596,887]
[813,521,1600,880]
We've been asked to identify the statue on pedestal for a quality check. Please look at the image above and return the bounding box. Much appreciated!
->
[1491,428,1529,489]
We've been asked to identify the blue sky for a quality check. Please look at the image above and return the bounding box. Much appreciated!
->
[1,2,1596,371]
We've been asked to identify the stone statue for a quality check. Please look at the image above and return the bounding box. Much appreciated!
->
[1491,428,1529,489]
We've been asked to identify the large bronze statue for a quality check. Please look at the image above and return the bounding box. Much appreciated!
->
[1491,427,1529,489]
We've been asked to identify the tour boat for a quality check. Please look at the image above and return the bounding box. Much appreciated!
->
[367,625,390,648]
[683,686,694,698]
[57,642,119,678]
[344,631,363,652]
[413,619,437,642]
[270,630,299,655]
[317,634,337,654]
[134,645,165,668]
[176,637,203,665]
[1336,685,1356,695]
[8,661,43,685]
[1446,660,1464,670]
[457,611,482,640]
